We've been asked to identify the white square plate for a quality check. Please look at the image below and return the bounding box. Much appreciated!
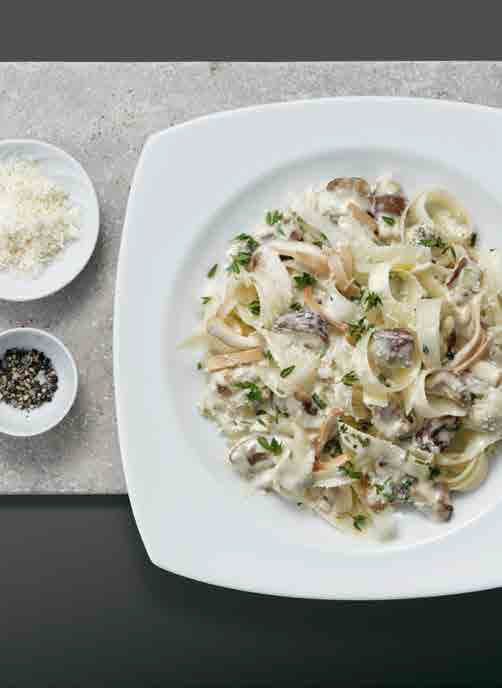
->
[115,97,502,599]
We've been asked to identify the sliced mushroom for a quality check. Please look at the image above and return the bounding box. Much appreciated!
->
[326,177,370,196]
[266,240,330,277]
[370,329,416,369]
[273,309,329,344]
[207,348,264,372]
[229,435,284,478]
[414,416,459,454]
[373,194,407,216]
[303,286,348,333]
[425,370,473,406]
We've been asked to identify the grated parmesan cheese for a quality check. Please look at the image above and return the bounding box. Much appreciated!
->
[0,158,79,275]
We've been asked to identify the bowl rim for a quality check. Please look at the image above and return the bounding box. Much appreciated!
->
[0,138,100,302]
[0,327,79,437]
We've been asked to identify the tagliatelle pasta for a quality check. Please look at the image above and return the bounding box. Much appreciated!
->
[190,175,502,540]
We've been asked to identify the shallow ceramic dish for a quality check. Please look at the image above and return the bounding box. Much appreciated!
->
[0,139,100,301]
[115,97,502,599]
[0,328,78,436]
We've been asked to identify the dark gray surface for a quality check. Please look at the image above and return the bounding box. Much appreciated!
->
[0,495,499,687]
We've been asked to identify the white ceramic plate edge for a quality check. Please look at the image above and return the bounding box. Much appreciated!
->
[115,97,502,599]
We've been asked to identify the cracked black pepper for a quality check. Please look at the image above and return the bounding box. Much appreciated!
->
[0,348,58,410]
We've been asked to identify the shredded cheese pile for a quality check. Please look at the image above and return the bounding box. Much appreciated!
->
[0,158,79,275]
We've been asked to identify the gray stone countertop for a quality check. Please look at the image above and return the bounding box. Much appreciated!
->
[0,61,500,493]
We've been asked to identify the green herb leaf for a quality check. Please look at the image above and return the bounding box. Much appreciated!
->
[257,436,283,455]
[227,251,253,274]
[290,302,303,311]
[293,272,316,289]
[201,296,212,305]
[353,514,366,531]
[382,216,395,226]
[265,350,274,364]
[234,381,263,403]
[197,362,203,370]
[346,317,374,343]
[429,465,441,480]
[341,371,359,386]
[207,264,218,278]
[339,461,362,480]
[235,233,259,252]
[418,233,456,259]
[361,289,382,312]
[248,300,260,316]
[470,232,478,247]
[422,345,430,355]
[313,240,323,249]
[280,365,296,378]
[312,393,327,410]
[266,210,284,226]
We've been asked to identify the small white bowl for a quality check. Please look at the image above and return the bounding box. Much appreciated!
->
[0,328,78,436]
[0,139,100,301]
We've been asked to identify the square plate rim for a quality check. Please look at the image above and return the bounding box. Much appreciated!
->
[114,96,502,600]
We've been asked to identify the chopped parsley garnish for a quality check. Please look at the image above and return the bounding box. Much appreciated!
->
[313,240,323,249]
[266,210,284,226]
[248,299,260,316]
[227,251,253,274]
[339,461,362,480]
[382,216,395,226]
[197,362,203,370]
[293,272,316,289]
[235,233,259,252]
[341,370,359,386]
[353,514,366,531]
[361,289,382,312]
[201,296,212,305]
[470,232,478,247]
[234,381,263,403]
[422,344,430,355]
[418,234,456,259]
[312,393,327,410]
[319,232,329,242]
[290,302,303,311]
[324,436,342,456]
[446,350,455,361]
[429,465,441,480]
[207,264,218,278]
[257,436,283,455]
[346,317,374,343]
[359,436,371,448]
[265,350,274,364]
[280,365,296,378]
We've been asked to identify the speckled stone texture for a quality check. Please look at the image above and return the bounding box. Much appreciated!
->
[0,61,500,492]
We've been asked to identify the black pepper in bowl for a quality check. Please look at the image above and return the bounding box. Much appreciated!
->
[0,348,58,410]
